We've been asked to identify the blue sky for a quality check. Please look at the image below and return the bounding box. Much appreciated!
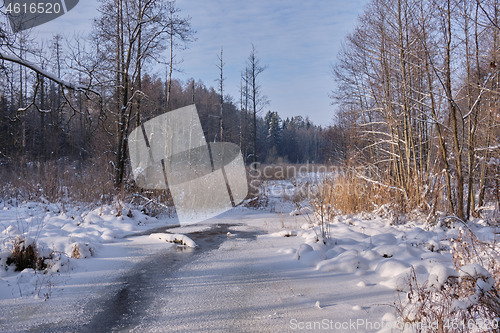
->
[30,0,369,126]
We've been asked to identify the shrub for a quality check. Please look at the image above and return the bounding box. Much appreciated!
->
[314,172,392,216]
[244,178,269,208]
[395,227,500,332]
[6,237,47,271]
[0,157,176,215]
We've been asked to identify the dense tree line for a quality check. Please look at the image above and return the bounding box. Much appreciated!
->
[332,0,500,219]
[0,0,345,193]
[0,64,337,167]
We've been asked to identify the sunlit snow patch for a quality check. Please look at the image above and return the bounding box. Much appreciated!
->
[149,233,197,248]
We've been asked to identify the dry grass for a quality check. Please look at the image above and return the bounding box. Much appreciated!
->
[0,157,175,215]
[244,168,269,208]
[6,237,47,271]
[313,173,393,216]
[0,156,116,204]
[451,227,500,294]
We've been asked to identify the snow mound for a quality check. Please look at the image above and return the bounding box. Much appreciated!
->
[296,243,313,259]
[379,272,411,291]
[375,259,410,278]
[66,242,95,259]
[427,264,458,289]
[356,281,367,288]
[361,249,379,261]
[380,265,428,291]
[325,248,340,259]
[149,233,197,248]
[459,263,490,279]
[298,250,326,267]
[269,230,298,237]
[372,245,399,258]
[366,233,398,246]
[316,252,366,273]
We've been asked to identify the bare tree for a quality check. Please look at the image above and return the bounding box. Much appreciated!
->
[216,46,224,141]
[93,0,194,186]
[164,1,195,110]
[246,44,267,166]
[331,0,500,220]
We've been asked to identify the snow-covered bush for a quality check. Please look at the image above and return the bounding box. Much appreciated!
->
[69,242,95,259]
[5,237,47,271]
[244,175,269,209]
[395,227,500,332]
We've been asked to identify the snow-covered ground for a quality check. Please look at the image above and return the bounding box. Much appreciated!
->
[0,187,498,332]
[0,199,183,300]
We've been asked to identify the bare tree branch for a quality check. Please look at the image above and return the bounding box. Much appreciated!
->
[0,51,99,95]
